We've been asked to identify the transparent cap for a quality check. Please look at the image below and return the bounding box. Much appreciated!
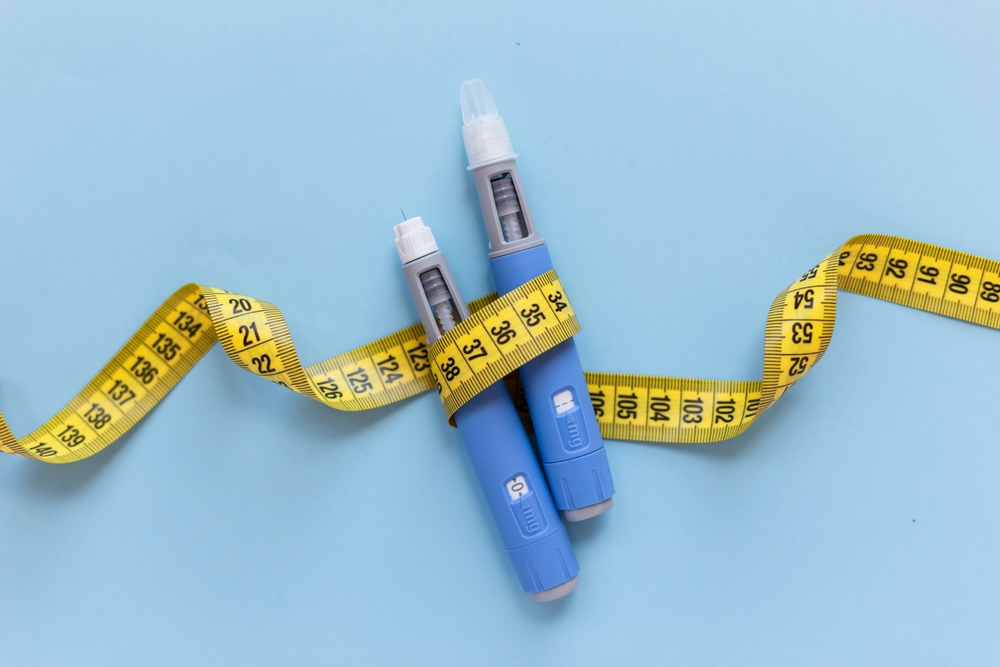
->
[460,78,500,126]
[460,78,516,169]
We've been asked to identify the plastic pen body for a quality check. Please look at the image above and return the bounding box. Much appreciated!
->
[461,80,615,520]
[394,218,579,601]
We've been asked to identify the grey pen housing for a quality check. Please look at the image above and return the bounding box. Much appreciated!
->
[471,159,545,258]
[401,252,469,345]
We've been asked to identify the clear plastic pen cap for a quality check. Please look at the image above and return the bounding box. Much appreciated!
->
[460,79,517,170]
[460,78,500,125]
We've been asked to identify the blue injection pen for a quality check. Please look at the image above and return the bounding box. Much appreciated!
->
[394,216,579,601]
[460,79,615,521]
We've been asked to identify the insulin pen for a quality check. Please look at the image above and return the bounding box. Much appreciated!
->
[460,79,615,521]
[394,216,579,601]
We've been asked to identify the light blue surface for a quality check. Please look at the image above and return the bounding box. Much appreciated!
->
[1,1,998,664]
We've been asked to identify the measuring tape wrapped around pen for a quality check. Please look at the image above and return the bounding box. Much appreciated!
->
[3,233,1000,464]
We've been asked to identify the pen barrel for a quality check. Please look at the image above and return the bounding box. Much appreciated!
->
[396,234,577,596]
[489,243,615,513]
[453,381,579,594]
[464,86,613,516]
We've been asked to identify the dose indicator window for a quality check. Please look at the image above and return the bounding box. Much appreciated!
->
[553,389,576,414]
[505,475,529,500]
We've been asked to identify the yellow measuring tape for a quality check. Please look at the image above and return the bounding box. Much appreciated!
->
[2,234,997,463]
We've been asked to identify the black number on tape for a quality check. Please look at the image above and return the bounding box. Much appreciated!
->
[83,403,111,429]
[590,389,606,418]
[58,425,86,447]
[108,379,137,406]
[917,265,939,284]
[948,273,971,295]
[461,339,489,360]
[981,282,1000,303]
[239,322,260,347]
[520,303,546,328]
[791,322,814,344]
[346,368,373,393]
[316,377,343,399]
[229,298,252,314]
[649,395,671,423]
[173,311,203,339]
[788,356,809,376]
[616,392,638,420]
[793,289,815,310]
[547,290,568,312]
[376,355,404,384]
[714,398,736,424]
[885,258,908,279]
[130,357,159,384]
[30,443,58,458]
[855,253,877,271]
[406,341,430,372]
[439,357,460,382]
[682,397,703,424]
[251,354,275,375]
[490,321,517,345]
[152,333,181,361]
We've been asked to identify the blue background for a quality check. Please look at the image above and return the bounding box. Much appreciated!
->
[1,1,998,664]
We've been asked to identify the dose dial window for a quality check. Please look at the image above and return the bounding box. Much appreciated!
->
[505,475,529,500]
[553,389,576,414]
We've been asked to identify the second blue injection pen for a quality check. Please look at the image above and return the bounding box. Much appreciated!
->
[394,216,579,601]
[459,79,615,521]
